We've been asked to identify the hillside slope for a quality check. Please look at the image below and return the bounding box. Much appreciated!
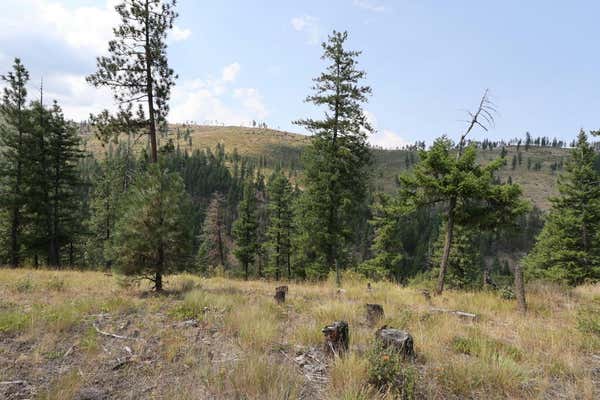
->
[83,125,571,209]
[1,269,598,399]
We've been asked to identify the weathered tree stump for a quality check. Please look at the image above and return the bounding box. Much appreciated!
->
[365,303,384,326]
[322,321,349,357]
[421,289,431,303]
[274,286,288,304]
[375,326,414,359]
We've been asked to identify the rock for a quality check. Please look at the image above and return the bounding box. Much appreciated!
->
[375,326,414,359]
[322,321,349,357]
[274,286,288,304]
[365,304,384,326]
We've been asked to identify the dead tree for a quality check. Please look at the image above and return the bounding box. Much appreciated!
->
[274,285,288,304]
[365,304,384,326]
[514,263,527,313]
[322,321,349,357]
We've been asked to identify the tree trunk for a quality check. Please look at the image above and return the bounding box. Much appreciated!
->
[154,271,163,292]
[436,197,456,295]
[69,242,74,267]
[144,0,158,163]
[244,261,248,281]
[10,207,20,267]
[514,263,527,313]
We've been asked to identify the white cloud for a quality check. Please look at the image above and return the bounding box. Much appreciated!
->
[170,25,192,42]
[39,73,114,121]
[221,62,241,82]
[0,0,191,54]
[170,64,269,126]
[364,111,409,149]
[290,15,320,45]
[0,0,117,54]
[353,0,386,12]
[370,129,410,149]
[233,88,268,119]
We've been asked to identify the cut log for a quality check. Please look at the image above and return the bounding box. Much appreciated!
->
[274,286,288,304]
[322,321,349,357]
[430,308,478,321]
[365,304,384,326]
[375,326,414,359]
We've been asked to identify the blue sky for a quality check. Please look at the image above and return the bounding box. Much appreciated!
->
[1,0,599,147]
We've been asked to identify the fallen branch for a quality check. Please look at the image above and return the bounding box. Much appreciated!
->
[0,380,27,385]
[93,322,133,340]
[430,308,478,321]
[63,344,75,358]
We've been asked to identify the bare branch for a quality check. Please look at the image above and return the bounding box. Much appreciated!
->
[458,89,496,156]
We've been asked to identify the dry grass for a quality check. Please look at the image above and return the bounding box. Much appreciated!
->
[0,268,598,399]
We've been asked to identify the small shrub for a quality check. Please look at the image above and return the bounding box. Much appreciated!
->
[80,327,99,353]
[0,310,29,333]
[576,305,600,336]
[500,286,515,300]
[15,276,34,292]
[46,275,66,291]
[367,341,416,399]
[451,334,523,362]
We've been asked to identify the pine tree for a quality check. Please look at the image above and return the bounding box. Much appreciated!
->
[197,192,229,271]
[0,58,30,267]
[233,180,259,280]
[265,169,294,280]
[112,165,193,290]
[397,132,529,294]
[25,97,84,267]
[295,30,373,284]
[524,131,600,284]
[87,0,178,163]
[86,143,136,268]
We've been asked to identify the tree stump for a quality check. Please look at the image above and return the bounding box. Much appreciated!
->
[421,289,431,303]
[365,303,384,326]
[375,326,414,359]
[322,321,349,357]
[274,286,288,304]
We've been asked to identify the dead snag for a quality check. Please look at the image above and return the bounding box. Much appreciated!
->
[322,321,349,357]
[365,304,384,326]
[421,289,431,303]
[514,263,527,313]
[274,285,288,304]
[375,326,414,359]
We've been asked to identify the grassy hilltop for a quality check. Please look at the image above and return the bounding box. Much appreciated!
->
[0,269,598,399]
[84,125,571,210]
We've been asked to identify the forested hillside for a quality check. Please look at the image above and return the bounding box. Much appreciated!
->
[1,1,599,398]
[82,124,573,210]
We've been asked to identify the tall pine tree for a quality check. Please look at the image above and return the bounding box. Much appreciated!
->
[26,97,84,267]
[0,58,30,267]
[524,130,600,284]
[87,0,178,163]
[265,169,294,280]
[233,180,259,280]
[295,30,373,284]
